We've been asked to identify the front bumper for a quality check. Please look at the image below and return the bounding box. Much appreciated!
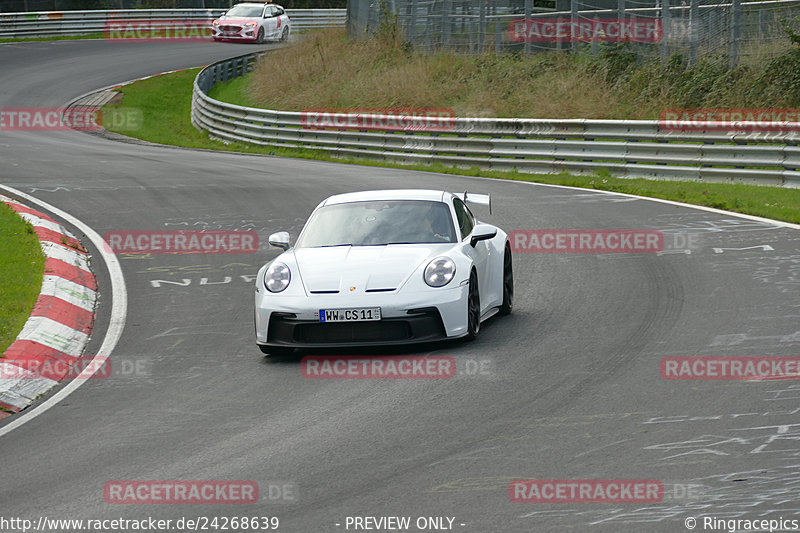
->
[212,26,257,40]
[255,285,469,348]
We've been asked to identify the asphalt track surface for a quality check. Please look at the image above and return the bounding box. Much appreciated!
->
[0,39,799,533]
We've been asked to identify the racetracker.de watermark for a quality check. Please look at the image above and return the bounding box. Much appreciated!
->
[0,356,148,380]
[104,481,259,504]
[301,355,457,379]
[300,108,456,132]
[104,19,212,41]
[509,479,663,503]
[0,107,142,132]
[103,230,259,254]
[660,108,800,132]
[661,357,800,380]
[510,229,663,253]
[509,18,663,42]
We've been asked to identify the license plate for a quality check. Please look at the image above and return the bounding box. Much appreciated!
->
[319,307,381,323]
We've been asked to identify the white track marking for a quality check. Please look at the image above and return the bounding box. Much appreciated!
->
[0,185,127,438]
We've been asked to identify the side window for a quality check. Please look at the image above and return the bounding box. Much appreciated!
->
[453,198,474,239]
[276,7,284,15]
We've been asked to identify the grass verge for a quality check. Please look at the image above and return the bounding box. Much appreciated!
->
[102,68,800,224]
[0,33,105,44]
[0,202,45,355]
[234,28,800,119]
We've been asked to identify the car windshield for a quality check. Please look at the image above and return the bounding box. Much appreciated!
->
[225,5,263,17]
[296,200,457,248]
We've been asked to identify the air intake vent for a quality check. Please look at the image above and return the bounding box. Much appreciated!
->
[310,290,340,294]
[365,288,395,293]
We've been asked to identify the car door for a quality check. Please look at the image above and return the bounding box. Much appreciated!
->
[453,198,491,313]
[274,6,287,37]
[262,6,278,39]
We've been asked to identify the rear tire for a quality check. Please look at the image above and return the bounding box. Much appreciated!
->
[465,269,481,341]
[499,242,514,316]
[280,26,289,41]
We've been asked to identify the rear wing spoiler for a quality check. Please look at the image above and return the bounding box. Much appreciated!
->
[458,192,491,215]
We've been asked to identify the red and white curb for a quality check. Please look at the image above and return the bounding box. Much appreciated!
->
[0,194,97,417]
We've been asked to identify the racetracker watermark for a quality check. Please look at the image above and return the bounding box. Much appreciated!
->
[103,230,259,254]
[660,108,800,132]
[104,19,212,41]
[300,108,456,132]
[0,356,148,380]
[301,356,456,379]
[510,229,663,253]
[509,18,663,43]
[509,479,663,503]
[0,107,142,132]
[661,357,800,380]
[104,481,259,504]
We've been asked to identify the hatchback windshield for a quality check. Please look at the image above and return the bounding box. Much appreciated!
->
[225,5,263,17]
[296,200,456,248]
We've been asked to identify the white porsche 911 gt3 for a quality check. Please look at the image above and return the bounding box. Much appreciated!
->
[254,189,513,354]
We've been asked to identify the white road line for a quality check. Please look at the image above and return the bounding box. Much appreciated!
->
[456,174,800,230]
[0,185,127,438]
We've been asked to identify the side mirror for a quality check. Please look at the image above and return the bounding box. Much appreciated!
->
[268,231,290,250]
[469,224,497,248]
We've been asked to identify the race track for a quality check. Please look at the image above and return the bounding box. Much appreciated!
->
[1,39,799,532]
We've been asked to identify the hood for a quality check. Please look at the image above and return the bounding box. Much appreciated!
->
[292,244,450,293]
[215,16,258,24]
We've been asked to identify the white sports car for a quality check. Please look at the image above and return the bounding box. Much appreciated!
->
[254,189,513,354]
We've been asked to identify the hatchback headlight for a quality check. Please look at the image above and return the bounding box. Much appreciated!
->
[264,262,291,293]
[424,257,455,287]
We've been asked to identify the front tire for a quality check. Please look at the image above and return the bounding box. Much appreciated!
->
[499,242,514,315]
[256,27,265,43]
[465,269,481,341]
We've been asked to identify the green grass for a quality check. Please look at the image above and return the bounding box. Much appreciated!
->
[101,68,800,224]
[208,75,258,107]
[0,203,45,355]
[0,33,105,43]
[234,28,800,119]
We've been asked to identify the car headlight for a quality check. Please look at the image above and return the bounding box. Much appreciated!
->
[424,257,456,288]
[244,21,257,26]
[264,262,291,293]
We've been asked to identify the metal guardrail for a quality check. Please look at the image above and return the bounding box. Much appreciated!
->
[0,8,345,38]
[192,54,800,187]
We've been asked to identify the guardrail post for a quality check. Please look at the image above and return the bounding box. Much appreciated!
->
[496,17,502,53]
[358,0,370,36]
[729,0,741,68]
[408,0,417,42]
[689,0,698,65]
[425,8,432,51]
[524,0,532,53]
[442,0,452,49]
[570,0,577,53]
[478,0,486,51]
[660,0,670,63]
